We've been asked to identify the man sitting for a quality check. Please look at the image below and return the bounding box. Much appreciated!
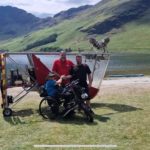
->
[44,72,63,117]
[44,72,62,99]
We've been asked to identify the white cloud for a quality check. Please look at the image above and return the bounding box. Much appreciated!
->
[0,0,101,16]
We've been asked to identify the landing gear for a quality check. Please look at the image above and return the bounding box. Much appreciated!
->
[3,108,12,117]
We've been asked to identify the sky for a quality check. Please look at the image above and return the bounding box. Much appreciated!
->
[0,0,101,17]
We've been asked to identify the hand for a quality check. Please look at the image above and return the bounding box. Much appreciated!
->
[60,75,66,80]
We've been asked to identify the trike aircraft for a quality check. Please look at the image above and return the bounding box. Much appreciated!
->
[0,38,110,120]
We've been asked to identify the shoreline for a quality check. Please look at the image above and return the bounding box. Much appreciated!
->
[99,76,150,97]
[103,76,150,86]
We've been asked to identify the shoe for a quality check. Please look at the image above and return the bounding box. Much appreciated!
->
[89,108,94,115]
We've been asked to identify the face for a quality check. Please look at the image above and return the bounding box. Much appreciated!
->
[76,56,82,65]
[47,76,51,80]
[60,52,66,62]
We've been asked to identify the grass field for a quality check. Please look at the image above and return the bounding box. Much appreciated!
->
[0,79,150,150]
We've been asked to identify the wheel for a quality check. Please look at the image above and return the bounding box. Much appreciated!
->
[39,97,59,119]
[3,108,12,117]
[39,98,50,119]
[80,103,94,123]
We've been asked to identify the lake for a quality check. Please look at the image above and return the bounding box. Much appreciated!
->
[107,53,150,75]
[6,53,150,75]
[5,52,150,87]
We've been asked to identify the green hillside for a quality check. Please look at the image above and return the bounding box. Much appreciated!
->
[0,6,41,41]
[0,0,150,53]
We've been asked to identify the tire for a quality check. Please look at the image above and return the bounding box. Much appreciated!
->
[39,98,59,119]
[80,103,94,123]
[3,108,12,117]
[39,98,50,119]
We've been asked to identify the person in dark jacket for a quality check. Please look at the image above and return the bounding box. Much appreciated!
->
[70,54,94,113]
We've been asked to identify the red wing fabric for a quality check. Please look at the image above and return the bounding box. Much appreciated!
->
[32,54,50,85]
[89,86,99,99]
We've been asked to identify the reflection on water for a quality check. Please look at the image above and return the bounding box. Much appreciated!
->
[107,53,150,75]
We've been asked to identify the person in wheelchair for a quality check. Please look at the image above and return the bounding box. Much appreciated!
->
[44,72,63,99]
[45,73,75,117]
[43,72,64,118]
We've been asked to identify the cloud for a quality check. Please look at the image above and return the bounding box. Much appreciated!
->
[56,0,90,5]
[55,0,100,5]
[0,0,101,16]
[66,0,91,5]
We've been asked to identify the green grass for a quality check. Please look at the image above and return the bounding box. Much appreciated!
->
[109,23,150,52]
[0,84,150,150]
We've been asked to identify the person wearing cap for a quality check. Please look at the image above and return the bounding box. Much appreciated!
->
[52,51,74,85]
[44,72,63,118]
[44,72,62,98]
[70,54,93,113]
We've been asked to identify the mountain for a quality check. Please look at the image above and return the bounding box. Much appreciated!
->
[0,6,41,40]
[35,5,92,19]
[54,5,92,21]
[81,0,150,35]
[0,5,92,41]
[37,5,92,29]
[0,0,150,53]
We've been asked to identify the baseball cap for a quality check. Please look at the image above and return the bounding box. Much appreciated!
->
[48,72,55,77]
[76,53,82,57]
